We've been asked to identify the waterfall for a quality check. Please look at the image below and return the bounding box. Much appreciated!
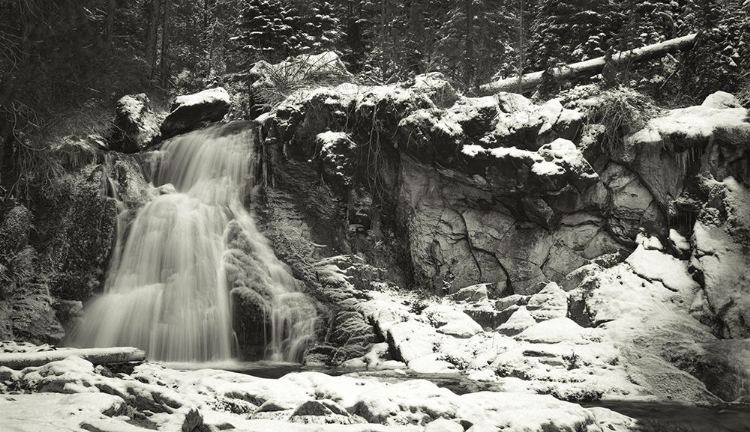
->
[71,123,317,362]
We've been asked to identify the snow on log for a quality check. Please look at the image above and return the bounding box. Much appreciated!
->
[0,347,146,369]
[480,34,697,95]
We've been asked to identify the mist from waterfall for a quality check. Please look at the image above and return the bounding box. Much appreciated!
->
[71,123,317,362]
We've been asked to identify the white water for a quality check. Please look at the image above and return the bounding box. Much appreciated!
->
[72,124,317,362]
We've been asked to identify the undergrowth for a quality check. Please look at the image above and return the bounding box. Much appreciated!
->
[253,53,353,109]
[580,87,659,156]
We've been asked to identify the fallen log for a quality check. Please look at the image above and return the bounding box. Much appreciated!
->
[480,33,697,95]
[0,347,146,370]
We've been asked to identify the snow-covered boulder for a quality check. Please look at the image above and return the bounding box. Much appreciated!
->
[449,284,489,303]
[702,91,742,109]
[112,93,160,153]
[496,306,536,336]
[160,87,231,137]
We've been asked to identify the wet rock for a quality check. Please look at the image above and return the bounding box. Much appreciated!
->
[112,93,160,153]
[160,88,230,138]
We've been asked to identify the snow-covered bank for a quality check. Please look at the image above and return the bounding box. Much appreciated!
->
[0,352,622,432]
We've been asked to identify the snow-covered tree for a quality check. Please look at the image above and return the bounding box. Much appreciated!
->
[234,0,297,63]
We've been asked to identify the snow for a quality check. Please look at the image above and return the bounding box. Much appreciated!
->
[635,231,664,250]
[173,87,230,109]
[516,318,588,344]
[628,104,750,147]
[532,160,565,176]
[0,393,128,432]
[625,246,699,294]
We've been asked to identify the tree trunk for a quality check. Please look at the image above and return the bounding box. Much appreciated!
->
[145,0,160,78]
[160,0,171,87]
[464,0,475,89]
[0,347,146,370]
[105,0,116,46]
[479,33,698,95]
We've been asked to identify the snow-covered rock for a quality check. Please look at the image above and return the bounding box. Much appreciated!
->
[701,91,743,109]
[496,306,536,336]
[691,177,750,338]
[526,282,569,321]
[160,87,231,137]
[448,284,489,303]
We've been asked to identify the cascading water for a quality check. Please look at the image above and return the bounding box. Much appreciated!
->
[72,123,317,362]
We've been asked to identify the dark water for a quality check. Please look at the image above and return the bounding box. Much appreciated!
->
[170,362,750,432]
[585,401,750,432]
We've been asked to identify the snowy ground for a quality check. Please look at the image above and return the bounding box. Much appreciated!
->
[1,241,739,432]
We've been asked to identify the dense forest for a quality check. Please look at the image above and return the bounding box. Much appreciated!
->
[1,0,749,152]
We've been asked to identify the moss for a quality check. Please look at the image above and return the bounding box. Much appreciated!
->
[49,168,118,301]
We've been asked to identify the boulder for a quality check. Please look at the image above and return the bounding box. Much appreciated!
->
[112,93,159,153]
[289,399,353,424]
[449,284,489,303]
[160,87,230,137]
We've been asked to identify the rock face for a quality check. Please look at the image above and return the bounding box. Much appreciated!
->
[160,87,231,137]
[0,138,150,343]
[690,177,750,338]
[111,93,160,153]
[258,76,631,296]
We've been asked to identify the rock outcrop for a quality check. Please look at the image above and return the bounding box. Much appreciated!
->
[257,76,632,296]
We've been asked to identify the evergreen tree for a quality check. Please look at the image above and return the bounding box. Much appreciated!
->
[234,0,297,63]
[300,2,342,54]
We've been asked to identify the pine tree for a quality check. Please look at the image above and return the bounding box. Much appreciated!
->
[300,2,342,54]
[234,0,297,63]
